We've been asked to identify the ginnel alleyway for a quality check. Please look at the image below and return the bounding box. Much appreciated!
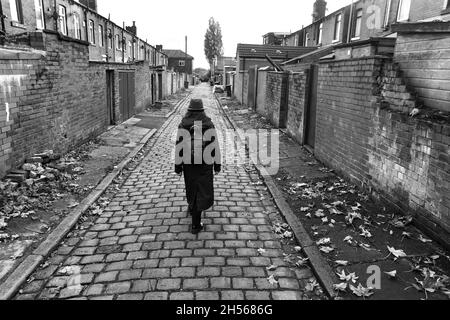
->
[12,84,319,301]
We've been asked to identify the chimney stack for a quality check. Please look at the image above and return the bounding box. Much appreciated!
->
[312,0,327,23]
[126,21,137,35]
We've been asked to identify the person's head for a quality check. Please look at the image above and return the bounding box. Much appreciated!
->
[184,99,205,118]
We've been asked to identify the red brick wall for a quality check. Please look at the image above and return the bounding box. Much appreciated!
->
[315,57,450,243]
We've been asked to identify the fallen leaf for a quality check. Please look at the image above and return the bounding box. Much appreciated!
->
[344,236,354,244]
[257,248,266,255]
[267,274,278,286]
[385,270,397,279]
[294,246,302,252]
[418,235,433,244]
[388,246,407,259]
[266,265,277,271]
[335,260,349,266]
[305,279,320,292]
[316,238,331,246]
[333,283,348,292]
[337,270,359,283]
[315,210,325,218]
[350,284,374,298]
[296,257,309,267]
[320,246,335,254]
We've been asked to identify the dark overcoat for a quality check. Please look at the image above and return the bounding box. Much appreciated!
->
[175,112,221,212]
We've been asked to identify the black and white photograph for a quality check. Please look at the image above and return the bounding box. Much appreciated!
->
[0,0,449,307]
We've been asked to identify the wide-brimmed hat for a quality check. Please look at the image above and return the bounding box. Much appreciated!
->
[188,99,205,112]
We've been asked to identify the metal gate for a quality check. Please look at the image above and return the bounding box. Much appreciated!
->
[305,64,318,148]
[119,71,135,121]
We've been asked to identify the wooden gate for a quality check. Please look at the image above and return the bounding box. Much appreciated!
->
[119,71,135,121]
[247,66,258,109]
[305,64,318,148]
[106,70,115,125]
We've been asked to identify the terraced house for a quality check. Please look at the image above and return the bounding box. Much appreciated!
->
[0,0,190,178]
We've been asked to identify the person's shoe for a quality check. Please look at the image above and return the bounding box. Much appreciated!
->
[191,223,204,235]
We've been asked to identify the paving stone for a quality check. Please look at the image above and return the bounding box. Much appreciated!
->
[157,278,181,291]
[105,282,131,295]
[232,277,256,290]
[183,278,209,290]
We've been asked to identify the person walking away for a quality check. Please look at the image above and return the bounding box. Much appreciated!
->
[175,99,221,234]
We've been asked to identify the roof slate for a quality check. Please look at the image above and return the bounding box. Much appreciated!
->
[162,49,194,59]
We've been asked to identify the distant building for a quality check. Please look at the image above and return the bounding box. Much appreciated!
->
[262,32,290,45]
[162,49,194,74]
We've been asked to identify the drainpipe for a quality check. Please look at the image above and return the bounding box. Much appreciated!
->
[347,0,354,43]
[122,22,125,63]
[0,1,6,37]
[54,0,58,32]
[84,9,89,42]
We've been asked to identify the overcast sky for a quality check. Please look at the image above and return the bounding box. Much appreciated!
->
[98,0,353,69]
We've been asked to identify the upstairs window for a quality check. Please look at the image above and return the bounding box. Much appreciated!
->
[318,23,323,45]
[354,9,363,38]
[35,0,45,29]
[179,60,186,67]
[73,13,81,40]
[58,5,67,35]
[9,0,23,24]
[333,14,342,41]
[99,25,104,47]
[397,0,411,22]
[107,29,113,49]
[88,20,95,44]
[304,33,310,46]
[115,34,122,50]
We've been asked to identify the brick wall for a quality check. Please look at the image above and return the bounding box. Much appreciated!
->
[394,32,450,113]
[265,71,289,128]
[315,57,450,244]
[0,31,161,177]
[286,71,309,144]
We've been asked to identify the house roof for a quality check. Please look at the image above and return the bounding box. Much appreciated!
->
[162,49,194,60]
[236,44,317,59]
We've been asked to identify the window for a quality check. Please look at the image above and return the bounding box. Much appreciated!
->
[179,60,186,67]
[115,34,121,50]
[304,33,310,46]
[318,23,323,45]
[133,42,137,59]
[397,0,411,22]
[88,20,95,44]
[9,0,23,23]
[354,9,363,38]
[333,14,342,41]
[99,25,104,47]
[108,29,113,49]
[73,13,81,40]
[58,5,67,35]
[35,0,44,29]
[128,41,132,56]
